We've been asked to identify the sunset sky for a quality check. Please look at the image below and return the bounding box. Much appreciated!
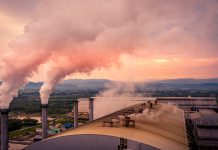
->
[0,0,218,82]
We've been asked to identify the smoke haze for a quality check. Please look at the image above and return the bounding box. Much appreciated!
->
[94,81,153,119]
[0,0,218,108]
[97,81,142,97]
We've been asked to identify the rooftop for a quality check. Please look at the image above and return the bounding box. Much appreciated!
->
[51,103,188,150]
[156,97,216,100]
[190,109,218,125]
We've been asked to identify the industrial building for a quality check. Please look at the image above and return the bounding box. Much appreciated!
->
[188,109,218,149]
[77,97,217,118]
[156,97,217,111]
[26,102,188,150]
[1,96,216,150]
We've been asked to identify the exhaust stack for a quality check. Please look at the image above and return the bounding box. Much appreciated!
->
[1,109,9,150]
[41,104,48,140]
[73,100,78,127]
[89,97,94,121]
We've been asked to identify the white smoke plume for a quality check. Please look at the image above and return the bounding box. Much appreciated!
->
[97,81,142,97]
[94,82,179,120]
[94,82,152,119]
[141,104,179,121]
[0,0,217,108]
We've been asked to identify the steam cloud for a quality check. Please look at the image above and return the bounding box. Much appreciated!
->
[97,81,142,97]
[0,0,217,108]
[94,82,151,119]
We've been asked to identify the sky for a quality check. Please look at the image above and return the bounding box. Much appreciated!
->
[0,0,218,82]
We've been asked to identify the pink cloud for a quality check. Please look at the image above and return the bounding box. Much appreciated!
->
[0,0,217,108]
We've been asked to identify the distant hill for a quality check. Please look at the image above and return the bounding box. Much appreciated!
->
[144,78,218,90]
[57,79,111,91]
[23,79,111,91]
[4,78,218,91]
[153,78,218,84]
[140,82,218,90]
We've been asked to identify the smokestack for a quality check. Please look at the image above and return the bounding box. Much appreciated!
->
[41,104,48,140]
[1,109,9,150]
[89,97,94,121]
[73,100,78,127]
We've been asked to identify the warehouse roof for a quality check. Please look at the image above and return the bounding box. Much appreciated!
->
[190,109,218,125]
[156,97,216,100]
[52,103,188,150]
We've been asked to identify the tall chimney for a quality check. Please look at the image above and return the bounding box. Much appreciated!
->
[41,104,48,140]
[73,100,78,127]
[89,97,94,121]
[1,109,9,150]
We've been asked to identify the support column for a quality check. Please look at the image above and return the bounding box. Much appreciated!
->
[89,97,94,121]
[41,104,48,140]
[1,109,9,150]
[73,100,78,127]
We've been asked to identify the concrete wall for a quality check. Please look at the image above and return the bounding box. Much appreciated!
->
[26,134,159,150]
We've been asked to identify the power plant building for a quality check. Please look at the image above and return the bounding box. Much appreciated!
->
[156,97,217,110]
[189,109,218,149]
[26,103,188,150]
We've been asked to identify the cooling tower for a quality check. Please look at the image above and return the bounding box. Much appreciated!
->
[41,104,48,139]
[1,109,9,150]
